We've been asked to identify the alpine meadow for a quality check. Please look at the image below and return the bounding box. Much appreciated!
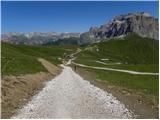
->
[1,1,159,119]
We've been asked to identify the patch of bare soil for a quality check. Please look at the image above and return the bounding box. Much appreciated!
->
[71,65,159,119]
[38,58,61,75]
[1,59,61,118]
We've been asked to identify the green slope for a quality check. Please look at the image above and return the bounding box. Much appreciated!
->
[74,34,159,98]
[76,34,159,72]
[98,34,159,64]
[2,43,77,76]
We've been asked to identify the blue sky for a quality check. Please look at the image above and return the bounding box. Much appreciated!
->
[2,1,159,33]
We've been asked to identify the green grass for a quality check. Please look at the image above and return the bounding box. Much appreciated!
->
[98,34,159,64]
[75,34,159,73]
[80,67,159,96]
[2,48,47,76]
[74,59,158,73]
[2,43,78,76]
[74,34,159,99]
[2,34,159,95]
[101,64,158,73]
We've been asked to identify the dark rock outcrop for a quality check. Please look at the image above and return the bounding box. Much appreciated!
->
[79,12,159,44]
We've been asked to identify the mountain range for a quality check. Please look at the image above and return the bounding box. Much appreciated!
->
[1,12,159,45]
[1,32,80,45]
[79,12,158,44]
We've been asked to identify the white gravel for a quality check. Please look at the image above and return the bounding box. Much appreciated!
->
[12,65,133,119]
[95,60,107,65]
[73,62,159,75]
[101,58,109,61]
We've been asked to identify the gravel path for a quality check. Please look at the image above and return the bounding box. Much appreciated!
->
[12,65,133,119]
[73,62,159,75]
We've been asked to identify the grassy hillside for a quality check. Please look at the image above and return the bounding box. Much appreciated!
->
[2,43,77,76]
[75,34,159,72]
[83,67,158,95]
[73,34,159,99]
[98,34,158,64]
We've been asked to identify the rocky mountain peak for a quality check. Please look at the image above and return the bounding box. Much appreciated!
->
[2,12,158,45]
[79,12,158,44]
[114,12,151,20]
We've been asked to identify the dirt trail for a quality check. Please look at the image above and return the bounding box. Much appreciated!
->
[12,65,134,119]
[73,62,159,75]
[38,58,60,75]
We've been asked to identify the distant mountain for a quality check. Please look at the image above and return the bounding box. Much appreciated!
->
[45,37,79,45]
[2,12,158,45]
[1,32,80,45]
[79,12,159,44]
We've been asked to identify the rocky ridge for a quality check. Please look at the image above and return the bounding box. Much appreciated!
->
[1,32,80,45]
[79,12,158,44]
[2,12,158,45]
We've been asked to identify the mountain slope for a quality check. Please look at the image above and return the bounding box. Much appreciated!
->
[2,12,158,45]
[76,34,158,68]
[2,43,77,76]
[79,12,158,44]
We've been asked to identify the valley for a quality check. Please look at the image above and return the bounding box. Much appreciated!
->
[1,42,77,118]
[1,11,159,119]
[1,34,159,118]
